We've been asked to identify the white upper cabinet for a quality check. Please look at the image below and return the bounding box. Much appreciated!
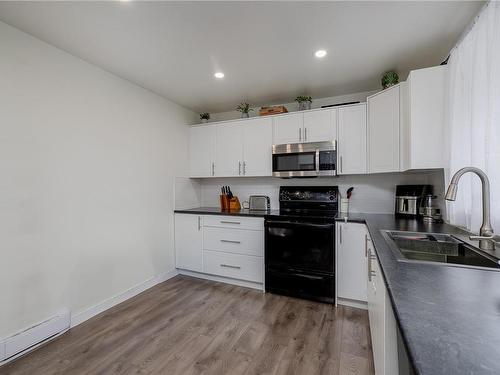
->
[401,65,446,170]
[367,85,400,173]
[242,117,273,176]
[272,112,303,144]
[337,104,367,175]
[215,122,244,177]
[303,109,337,143]
[190,125,216,177]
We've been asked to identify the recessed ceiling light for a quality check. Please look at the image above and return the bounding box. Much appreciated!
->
[214,72,225,79]
[315,49,327,58]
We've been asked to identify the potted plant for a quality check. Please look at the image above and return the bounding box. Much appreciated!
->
[381,71,399,89]
[200,112,210,123]
[236,102,253,118]
[295,96,312,111]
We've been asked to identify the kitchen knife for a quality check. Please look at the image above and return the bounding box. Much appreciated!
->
[347,187,354,199]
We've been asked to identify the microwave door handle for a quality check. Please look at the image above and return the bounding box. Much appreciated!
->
[315,149,320,173]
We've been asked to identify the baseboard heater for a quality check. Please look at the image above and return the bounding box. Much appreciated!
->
[0,310,70,363]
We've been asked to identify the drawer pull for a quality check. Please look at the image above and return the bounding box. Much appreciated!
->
[220,221,241,225]
[220,239,241,244]
[220,263,241,269]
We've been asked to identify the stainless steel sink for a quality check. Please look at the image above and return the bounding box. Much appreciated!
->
[382,230,500,270]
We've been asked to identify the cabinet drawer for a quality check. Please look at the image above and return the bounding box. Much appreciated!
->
[204,227,263,256]
[203,215,264,231]
[203,250,263,283]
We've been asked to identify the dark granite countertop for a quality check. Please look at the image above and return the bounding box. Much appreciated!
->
[174,207,278,217]
[174,208,500,375]
[349,213,500,375]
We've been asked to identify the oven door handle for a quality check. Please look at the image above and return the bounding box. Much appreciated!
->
[265,221,334,230]
[292,273,324,280]
[315,149,320,173]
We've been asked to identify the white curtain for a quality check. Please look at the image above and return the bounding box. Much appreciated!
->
[446,1,500,234]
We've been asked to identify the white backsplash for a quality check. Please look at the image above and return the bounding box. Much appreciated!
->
[196,170,446,214]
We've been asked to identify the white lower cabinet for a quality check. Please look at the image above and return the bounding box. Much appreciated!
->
[203,250,263,283]
[366,232,399,375]
[174,213,203,272]
[175,213,264,285]
[204,227,263,257]
[336,222,368,302]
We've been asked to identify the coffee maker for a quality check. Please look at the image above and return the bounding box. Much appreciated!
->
[395,185,433,218]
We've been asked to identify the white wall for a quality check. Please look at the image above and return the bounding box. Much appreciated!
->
[208,90,378,122]
[0,21,197,338]
[197,170,445,214]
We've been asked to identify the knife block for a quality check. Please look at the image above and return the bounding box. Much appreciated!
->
[229,197,241,211]
[220,195,230,211]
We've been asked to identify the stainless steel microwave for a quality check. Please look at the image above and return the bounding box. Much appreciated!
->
[272,141,337,178]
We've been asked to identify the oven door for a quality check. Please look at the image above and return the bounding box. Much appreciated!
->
[265,218,335,274]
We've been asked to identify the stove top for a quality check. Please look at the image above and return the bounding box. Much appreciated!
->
[267,186,339,221]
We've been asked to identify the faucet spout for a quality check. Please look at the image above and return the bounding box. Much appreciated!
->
[445,167,494,250]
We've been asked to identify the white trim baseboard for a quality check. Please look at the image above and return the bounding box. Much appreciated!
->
[70,269,178,327]
[337,297,368,310]
[178,269,264,291]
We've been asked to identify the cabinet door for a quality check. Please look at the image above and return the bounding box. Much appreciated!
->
[407,65,446,169]
[272,113,303,144]
[303,109,337,143]
[337,222,368,302]
[215,122,244,177]
[190,125,216,177]
[338,104,367,174]
[243,117,273,176]
[175,214,203,272]
[368,86,400,173]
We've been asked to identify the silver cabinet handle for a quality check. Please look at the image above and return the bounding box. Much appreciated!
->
[365,234,371,257]
[368,252,373,281]
[304,127,307,141]
[220,239,241,244]
[198,216,202,231]
[243,161,246,175]
[220,220,241,225]
[339,225,342,244]
[211,162,215,176]
[299,128,302,142]
[238,161,241,175]
[220,264,241,269]
[368,254,376,281]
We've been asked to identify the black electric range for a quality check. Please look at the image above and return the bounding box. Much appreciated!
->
[264,186,338,304]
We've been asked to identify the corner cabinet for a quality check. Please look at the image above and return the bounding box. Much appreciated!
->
[174,213,203,272]
[337,104,367,175]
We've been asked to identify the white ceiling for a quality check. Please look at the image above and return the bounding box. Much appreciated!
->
[0,1,484,113]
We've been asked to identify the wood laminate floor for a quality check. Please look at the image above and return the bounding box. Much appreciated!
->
[1,275,374,375]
